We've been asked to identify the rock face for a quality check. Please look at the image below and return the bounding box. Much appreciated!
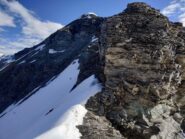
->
[79,2,185,139]
[78,112,124,139]
[0,15,104,113]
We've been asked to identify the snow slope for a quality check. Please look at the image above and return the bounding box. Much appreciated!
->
[0,59,102,139]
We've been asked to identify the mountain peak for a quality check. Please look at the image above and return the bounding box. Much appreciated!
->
[124,2,160,14]
[80,12,97,19]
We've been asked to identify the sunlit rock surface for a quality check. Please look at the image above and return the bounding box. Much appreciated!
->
[80,2,185,139]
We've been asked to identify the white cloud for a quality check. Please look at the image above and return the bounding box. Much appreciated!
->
[0,10,15,27]
[0,0,63,55]
[179,12,185,23]
[162,2,180,16]
[0,37,41,55]
[1,0,63,38]
[162,0,185,26]
[0,9,15,32]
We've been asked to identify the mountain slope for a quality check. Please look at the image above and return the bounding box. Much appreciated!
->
[0,14,104,113]
[0,60,101,139]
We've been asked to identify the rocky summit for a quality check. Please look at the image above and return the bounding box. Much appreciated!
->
[0,2,185,139]
[79,2,185,139]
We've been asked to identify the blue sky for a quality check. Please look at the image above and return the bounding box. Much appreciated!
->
[0,0,185,55]
[19,0,170,25]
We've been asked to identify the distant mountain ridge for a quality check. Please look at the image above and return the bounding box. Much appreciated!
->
[0,14,104,113]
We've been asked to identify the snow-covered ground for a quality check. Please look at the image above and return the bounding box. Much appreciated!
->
[0,59,102,139]
[48,49,65,54]
[91,36,98,43]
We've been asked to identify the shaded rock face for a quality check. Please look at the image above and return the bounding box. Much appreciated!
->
[81,2,185,139]
[0,16,104,113]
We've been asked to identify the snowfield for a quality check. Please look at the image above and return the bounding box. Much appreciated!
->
[0,59,102,139]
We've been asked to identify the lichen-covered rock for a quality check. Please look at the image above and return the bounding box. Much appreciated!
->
[81,2,185,139]
[78,112,124,139]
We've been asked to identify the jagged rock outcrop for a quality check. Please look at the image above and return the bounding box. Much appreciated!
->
[79,2,185,139]
[78,112,124,139]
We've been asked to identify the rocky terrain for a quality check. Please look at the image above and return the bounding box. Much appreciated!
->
[79,2,185,139]
[0,2,185,139]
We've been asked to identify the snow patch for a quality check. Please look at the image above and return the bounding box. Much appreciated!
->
[30,60,36,63]
[35,44,45,51]
[48,49,65,54]
[87,12,97,16]
[18,60,26,65]
[91,36,98,43]
[80,12,97,19]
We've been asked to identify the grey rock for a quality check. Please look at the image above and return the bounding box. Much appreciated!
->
[83,2,185,139]
[78,112,125,139]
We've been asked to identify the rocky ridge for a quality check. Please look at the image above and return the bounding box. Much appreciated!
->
[79,2,185,139]
[0,15,104,113]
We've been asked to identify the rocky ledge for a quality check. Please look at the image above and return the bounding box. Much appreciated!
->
[78,2,185,139]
